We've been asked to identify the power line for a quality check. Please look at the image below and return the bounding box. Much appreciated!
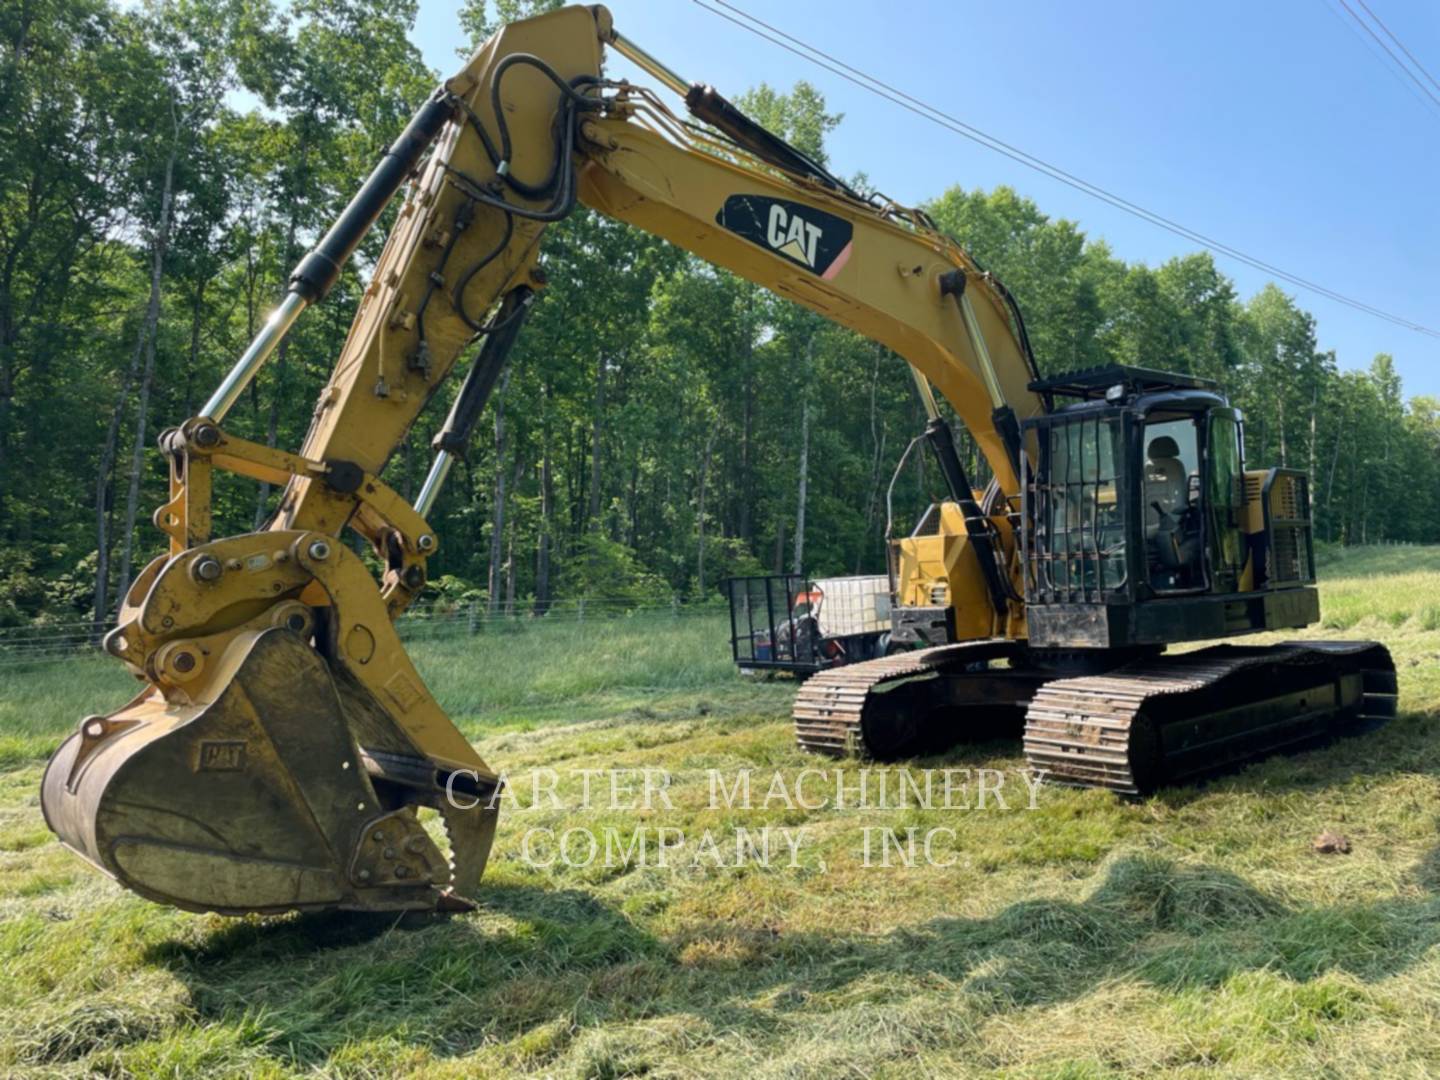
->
[1354,0,1440,95]
[698,0,1439,337]
[1322,0,1440,116]
[690,0,1440,340]
[1337,0,1440,114]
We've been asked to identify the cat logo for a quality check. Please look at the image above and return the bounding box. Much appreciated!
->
[766,203,823,267]
[715,194,854,279]
[197,740,246,772]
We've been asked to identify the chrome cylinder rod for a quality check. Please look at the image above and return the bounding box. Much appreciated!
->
[201,292,308,422]
[909,367,941,422]
[958,292,1006,410]
[609,29,691,97]
[413,451,454,519]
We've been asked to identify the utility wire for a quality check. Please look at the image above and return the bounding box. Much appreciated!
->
[1337,0,1440,113]
[691,0,1440,340]
[1321,0,1440,118]
[1354,0,1440,95]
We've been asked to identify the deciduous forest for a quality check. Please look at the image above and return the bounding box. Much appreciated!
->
[3,0,1437,627]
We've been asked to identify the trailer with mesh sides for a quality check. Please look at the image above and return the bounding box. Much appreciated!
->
[723,573,891,675]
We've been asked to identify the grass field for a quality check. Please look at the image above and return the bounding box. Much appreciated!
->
[3,546,1440,1077]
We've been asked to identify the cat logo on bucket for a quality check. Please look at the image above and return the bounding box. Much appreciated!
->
[197,740,246,772]
[715,194,854,279]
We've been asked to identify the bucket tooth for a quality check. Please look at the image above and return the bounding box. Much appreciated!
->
[441,799,500,899]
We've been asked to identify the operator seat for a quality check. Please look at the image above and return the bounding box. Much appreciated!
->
[1144,435,1187,536]
[1145,434,1200,582]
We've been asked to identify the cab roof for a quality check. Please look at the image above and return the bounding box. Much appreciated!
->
[1028,364,1218,402]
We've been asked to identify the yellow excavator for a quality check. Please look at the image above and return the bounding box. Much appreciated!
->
[42,5,1395,915]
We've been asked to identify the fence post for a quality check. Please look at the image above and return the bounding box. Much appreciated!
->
[579,598,585,623]
[467,600,478,635]
[672,595,679,618]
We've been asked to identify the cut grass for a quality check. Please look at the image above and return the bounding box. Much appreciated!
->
[1,548,1439,1077]
[1315,545,1440,632]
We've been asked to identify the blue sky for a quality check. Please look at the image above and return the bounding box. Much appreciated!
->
[409,0,1439,399]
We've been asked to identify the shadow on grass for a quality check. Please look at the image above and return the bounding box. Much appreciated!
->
[137,846,1440,1071]
[144,909,424,967]
[140,883,668,1065]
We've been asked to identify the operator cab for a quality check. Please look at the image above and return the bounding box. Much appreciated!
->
[1019,365,1314,650]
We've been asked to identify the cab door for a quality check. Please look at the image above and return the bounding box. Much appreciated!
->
[1205,408,1246,593]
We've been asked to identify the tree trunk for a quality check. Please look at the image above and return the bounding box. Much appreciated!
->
[505,531,517,616]
[913,395,927,497]
[696,425,717,597]
[400,430,416,503]
[534,399,553,615]
[1277,389,1287,467]
[626,461,640,546]
[856,343,884,572]
[0,275,18,525]
[1324,418,1344,543]
[506,448,524,613]
[739,384,753,543]
[254,123,310,528]
[791,335,814,574]
[93,334,145,631]
[738,289,755,544]
[115,143,178,606]
[1356,436,1366,545]
[253,346,290,526]
[1306,380,1318,518]
[0,312,13,522]
[184,278,207,418]
[586,354,608,531]
[565,426,579,534]
[1377,418,1390,543]
[487,368,511,615]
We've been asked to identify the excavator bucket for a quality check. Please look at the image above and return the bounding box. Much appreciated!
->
[42,627,498,915]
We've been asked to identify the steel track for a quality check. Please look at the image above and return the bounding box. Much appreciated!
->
[793,638,1397,795]
[791,639,1021,757]
[1022,641,1396,794]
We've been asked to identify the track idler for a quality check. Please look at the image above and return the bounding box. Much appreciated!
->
[42,629,498,915]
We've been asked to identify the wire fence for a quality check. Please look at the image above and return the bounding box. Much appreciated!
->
[0,620,105,670]
[0,597,726,670]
